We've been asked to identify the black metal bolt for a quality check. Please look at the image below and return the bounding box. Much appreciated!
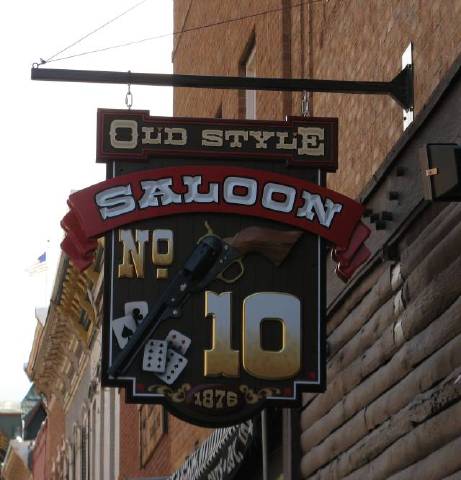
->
[383,244,399,261]
[376,220,386,230]
[363,208,373,217]
[388,191,399,201]
[370,213,379,224]
[381,211,393,221]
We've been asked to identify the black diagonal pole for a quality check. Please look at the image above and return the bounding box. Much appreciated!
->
[31,65,413,110]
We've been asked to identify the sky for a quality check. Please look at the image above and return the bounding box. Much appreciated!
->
[0,0,173,402]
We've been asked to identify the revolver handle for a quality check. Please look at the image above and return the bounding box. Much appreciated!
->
[224,227,302,267]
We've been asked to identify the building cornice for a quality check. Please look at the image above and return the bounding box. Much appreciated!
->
[26,247,103,405]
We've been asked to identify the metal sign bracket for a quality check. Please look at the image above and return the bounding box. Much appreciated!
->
[31,66,414,111]
[402,43,414,130]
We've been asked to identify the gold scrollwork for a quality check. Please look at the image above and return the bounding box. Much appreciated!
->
[147,383,191,403]
[239,385,281,404]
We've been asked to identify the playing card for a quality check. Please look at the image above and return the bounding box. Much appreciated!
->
[112,314,138,350]
[165,329,191,355]
[124,301,148,323]
[156,349,188,385]
[142,339,168,373]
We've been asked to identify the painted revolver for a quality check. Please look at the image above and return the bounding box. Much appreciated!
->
[108,224,302,377]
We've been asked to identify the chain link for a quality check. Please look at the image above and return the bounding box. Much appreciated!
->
[125,71,133,109]
[301,90,309,117]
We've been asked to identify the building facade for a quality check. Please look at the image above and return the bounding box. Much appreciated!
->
[25,248,121,480]
[170,0,461,478]
[25,245,213,479]
[1,440,32,480]
[1,386,45,478]
[0,403,22,464]
[20,1,461,479]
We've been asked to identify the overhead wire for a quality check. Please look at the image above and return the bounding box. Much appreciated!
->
[41,0,324,65]
[44,0,150,64]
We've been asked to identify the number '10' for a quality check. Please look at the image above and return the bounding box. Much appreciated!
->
[204,291,301,380]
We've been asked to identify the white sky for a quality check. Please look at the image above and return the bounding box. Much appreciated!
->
[0,0,173,402]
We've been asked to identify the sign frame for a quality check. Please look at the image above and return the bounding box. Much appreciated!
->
[57,109,365,427]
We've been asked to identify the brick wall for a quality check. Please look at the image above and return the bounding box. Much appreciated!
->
[170,2,461,478]
[307,0,461,197]
[173,0,461,198]
[31,420,47,480]
[46,398,65,479]
[118,391,212,479]
[173,0,288,121]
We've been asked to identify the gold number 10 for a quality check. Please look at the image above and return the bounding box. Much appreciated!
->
[204,291,301,380]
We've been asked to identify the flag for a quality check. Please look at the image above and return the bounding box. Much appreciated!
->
[27,251,48,274]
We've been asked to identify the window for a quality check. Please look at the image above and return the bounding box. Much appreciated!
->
[70,425,79,480]
[139,405,167,466]
[239,35,256,120]
[90,400,97,480]
[77,414,91,480]
[80,425,87,480]
[87,413,91,480]
[245,45,256,120]
[79,309,91,331]
[64,442,71,480]
[94,246,104,273]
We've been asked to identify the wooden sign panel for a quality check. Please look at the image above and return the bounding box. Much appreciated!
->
[96,109,338,171]
[100,162,326,426]
[61,109,365,427]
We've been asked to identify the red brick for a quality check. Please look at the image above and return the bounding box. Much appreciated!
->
[173,0,461,199]
[118,391,212,478]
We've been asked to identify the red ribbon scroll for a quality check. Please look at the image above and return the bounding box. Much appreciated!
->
[60,166,371,280]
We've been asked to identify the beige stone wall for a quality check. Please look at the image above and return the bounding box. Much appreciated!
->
[299,201,461,478]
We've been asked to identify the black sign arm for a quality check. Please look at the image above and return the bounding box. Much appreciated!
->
[31,66,413,110]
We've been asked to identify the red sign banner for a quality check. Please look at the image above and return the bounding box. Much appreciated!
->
[61,166,369,278]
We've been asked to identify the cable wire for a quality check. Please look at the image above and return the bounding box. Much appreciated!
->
[43,0,323,64]
[44,0,150,63]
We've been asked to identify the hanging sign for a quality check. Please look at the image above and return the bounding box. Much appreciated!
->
[96,109,338,170]
[61,109,369,427]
